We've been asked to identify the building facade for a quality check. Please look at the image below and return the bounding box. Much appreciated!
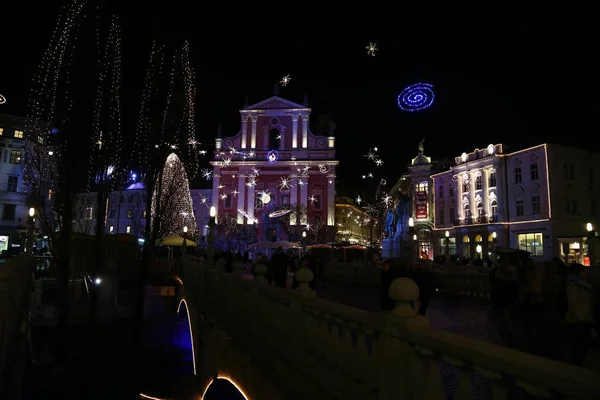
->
[432,143,600,263]
[0,113,51,252]
[210,94,338,242]
[335,196,368,245]
[73,186,214,244]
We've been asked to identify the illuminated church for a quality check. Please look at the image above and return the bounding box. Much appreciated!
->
[210,90,338,242]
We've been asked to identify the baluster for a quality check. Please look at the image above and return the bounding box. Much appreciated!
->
[334,318,353,376]
[414,346,445,399]
[474,366,507,400]
[322,313,339,368]
[357,327,378,392]
[444,356,473,400]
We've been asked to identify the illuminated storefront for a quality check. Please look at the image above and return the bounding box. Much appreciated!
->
[557,236,590,266]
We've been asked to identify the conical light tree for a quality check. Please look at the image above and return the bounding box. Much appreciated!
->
[151,153,198,241]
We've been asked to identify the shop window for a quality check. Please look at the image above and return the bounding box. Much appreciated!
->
[517,232,543,256]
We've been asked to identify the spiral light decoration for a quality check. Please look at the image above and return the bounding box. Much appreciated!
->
[397,83,434,112]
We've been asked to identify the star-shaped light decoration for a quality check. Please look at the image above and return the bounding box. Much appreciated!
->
[280,74,291,86]
[366,42,378,57]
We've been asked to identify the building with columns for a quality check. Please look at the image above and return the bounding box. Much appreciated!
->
[432,143,600,264]
[210,94,338,242]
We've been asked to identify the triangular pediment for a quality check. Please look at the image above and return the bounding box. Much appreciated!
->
[243,96,308,111]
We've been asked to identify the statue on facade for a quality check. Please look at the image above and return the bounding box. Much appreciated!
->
[394,195,411,240]
[418,138,425,153]
[385,208,395,237]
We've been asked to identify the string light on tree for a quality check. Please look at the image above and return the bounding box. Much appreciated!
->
[397,83,435,112]
[151,153,198,240]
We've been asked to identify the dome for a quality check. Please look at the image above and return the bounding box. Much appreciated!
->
[412,153,431,166]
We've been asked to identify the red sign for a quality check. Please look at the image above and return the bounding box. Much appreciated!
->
[415,191,428,219]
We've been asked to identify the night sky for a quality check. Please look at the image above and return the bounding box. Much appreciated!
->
[0,3,595,197]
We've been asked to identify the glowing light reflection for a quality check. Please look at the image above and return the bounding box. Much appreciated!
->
[176,298,197,375]
[201,376,249,400]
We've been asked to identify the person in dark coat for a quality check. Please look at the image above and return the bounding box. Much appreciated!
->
[380,259,402,311]
[271,247,289,288]
[412,266,434,315]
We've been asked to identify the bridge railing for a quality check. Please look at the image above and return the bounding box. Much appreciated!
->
[0,255,34,397]
[181,258,600,399]
[324,262,494,300]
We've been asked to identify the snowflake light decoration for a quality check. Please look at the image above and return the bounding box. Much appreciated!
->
[366,42,378,57]
[280,74,291,86]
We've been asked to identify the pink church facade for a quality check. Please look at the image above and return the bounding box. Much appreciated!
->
[210,95,338,242]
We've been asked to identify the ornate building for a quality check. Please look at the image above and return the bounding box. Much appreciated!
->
[210,93,338,242]
[335,196,368,245]
[431,143,600,263]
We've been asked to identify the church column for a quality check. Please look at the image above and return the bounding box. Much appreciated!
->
[300,178,308,225]
[469,172,476,220]
[212,170,221,221]
[236,175,246,224]
[290,176,298,225]
[250,113,258,149]
[327,168,335,226]
[301,113,309,148]
[247,184,255,223]
[292,114,299,148]
[241,114,248,148]
[457,174,464,219]
[482,168,490,217]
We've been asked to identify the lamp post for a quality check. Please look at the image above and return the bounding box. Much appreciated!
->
[26,207,35,254]
[302,230,307,255]
[445,230,450,262]
[207,206,217,264]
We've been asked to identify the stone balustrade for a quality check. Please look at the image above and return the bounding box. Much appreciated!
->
[0,255,34,397]
[180,256,600,399]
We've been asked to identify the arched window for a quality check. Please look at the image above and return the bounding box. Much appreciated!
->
[269,128,279,150]
[477,203,483,217]
[491,200,498,216]
[463,235,470,243]
[464,203,470,217]
[475,234,482,242]
[462,235,470,257]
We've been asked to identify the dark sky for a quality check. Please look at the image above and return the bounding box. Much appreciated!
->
[0,2,595,196]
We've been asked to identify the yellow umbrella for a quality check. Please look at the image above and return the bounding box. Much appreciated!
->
[159,235,197,247]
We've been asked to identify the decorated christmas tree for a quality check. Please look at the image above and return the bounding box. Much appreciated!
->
[151,153,198,241]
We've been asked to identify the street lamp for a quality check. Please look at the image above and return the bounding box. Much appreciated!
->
[408,217,414,227]
[27,207,35,253]
[183,226,188,233]
[586,222,593,232]
[207,206,217,264]
[445,230,450,261]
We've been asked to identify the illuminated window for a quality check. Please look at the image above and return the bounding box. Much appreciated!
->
[84,207,93,220]
[9,150,22,164]
[532,195,540,214]
[0,128,3,136]
[14,130,24,139]
[126,226,131,234]
[142,209,147,218]
[514,167,522,183]
[475,176,482,190]
[475,234,482,242]
[516,200,524,216]
[518,232,543,256]
[48,189,53,200]
[530,163,539,180]
[37,136,44,144]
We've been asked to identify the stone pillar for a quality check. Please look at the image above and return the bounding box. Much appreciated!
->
[469,172,476,221]
[327,169,335,226]
[482,168,490,217]
[290,177,298,225]
[247,185,255,223]
[457,174,464,219]
[292,114,299,148]
[300,180,308,225]
[250,114,258,149]
[301,113,309,148]
[236,175,246,224]
[212,170,220,219]
[241,114,248,148]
